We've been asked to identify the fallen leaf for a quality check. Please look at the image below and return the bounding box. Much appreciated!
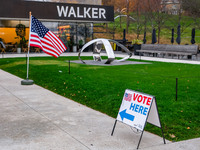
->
[169,134,176,138]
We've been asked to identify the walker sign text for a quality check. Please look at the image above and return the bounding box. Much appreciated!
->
[117,89,153,131]
[57,6,106,19]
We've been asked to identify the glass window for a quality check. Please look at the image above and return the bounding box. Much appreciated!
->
[0,18,93,52]
[0,20,29,53]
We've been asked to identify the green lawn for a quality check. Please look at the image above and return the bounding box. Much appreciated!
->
[0,56,200,141]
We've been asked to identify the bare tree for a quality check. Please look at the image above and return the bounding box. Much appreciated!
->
[165,0,192,41]
[131,0,144,39]
[182,0,200,29]
[147,0,169,43]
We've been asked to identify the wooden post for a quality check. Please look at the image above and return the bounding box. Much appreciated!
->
[176,78,178,101]
[68,60,70,74]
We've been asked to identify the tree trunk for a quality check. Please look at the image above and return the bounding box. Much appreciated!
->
[126,0,129,34]
[120,15,121,28]
[158,26,161,44]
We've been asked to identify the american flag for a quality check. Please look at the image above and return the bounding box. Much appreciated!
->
[124,93,132,102]
[29,16,66,58]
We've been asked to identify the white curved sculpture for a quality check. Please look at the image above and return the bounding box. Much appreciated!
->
[78,38,132,64]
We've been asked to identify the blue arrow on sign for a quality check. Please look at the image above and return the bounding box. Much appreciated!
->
[119,109,135,121]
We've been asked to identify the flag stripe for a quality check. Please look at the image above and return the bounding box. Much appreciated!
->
[48,31,66,50]
[46,32,64,53]
[30,42,59,58]
[30,34,60,57]
[42,45,60,56]
[30,39,60,57]
[42,48,59,58]
[43,35,61,53]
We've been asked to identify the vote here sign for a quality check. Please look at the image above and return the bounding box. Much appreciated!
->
[117,89,154,131]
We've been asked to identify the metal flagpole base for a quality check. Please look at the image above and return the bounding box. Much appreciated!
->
[21,79,34,85]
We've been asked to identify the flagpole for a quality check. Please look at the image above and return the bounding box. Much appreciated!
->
[27,11,32,79]
[21,11,34,85]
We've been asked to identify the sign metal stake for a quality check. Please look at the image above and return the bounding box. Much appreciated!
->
[111,120,117,136]
[154,97,166,144]
[137,130,144,149]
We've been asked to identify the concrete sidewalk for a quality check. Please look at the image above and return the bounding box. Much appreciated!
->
[1,52,200,65]
[0,70,199,150]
